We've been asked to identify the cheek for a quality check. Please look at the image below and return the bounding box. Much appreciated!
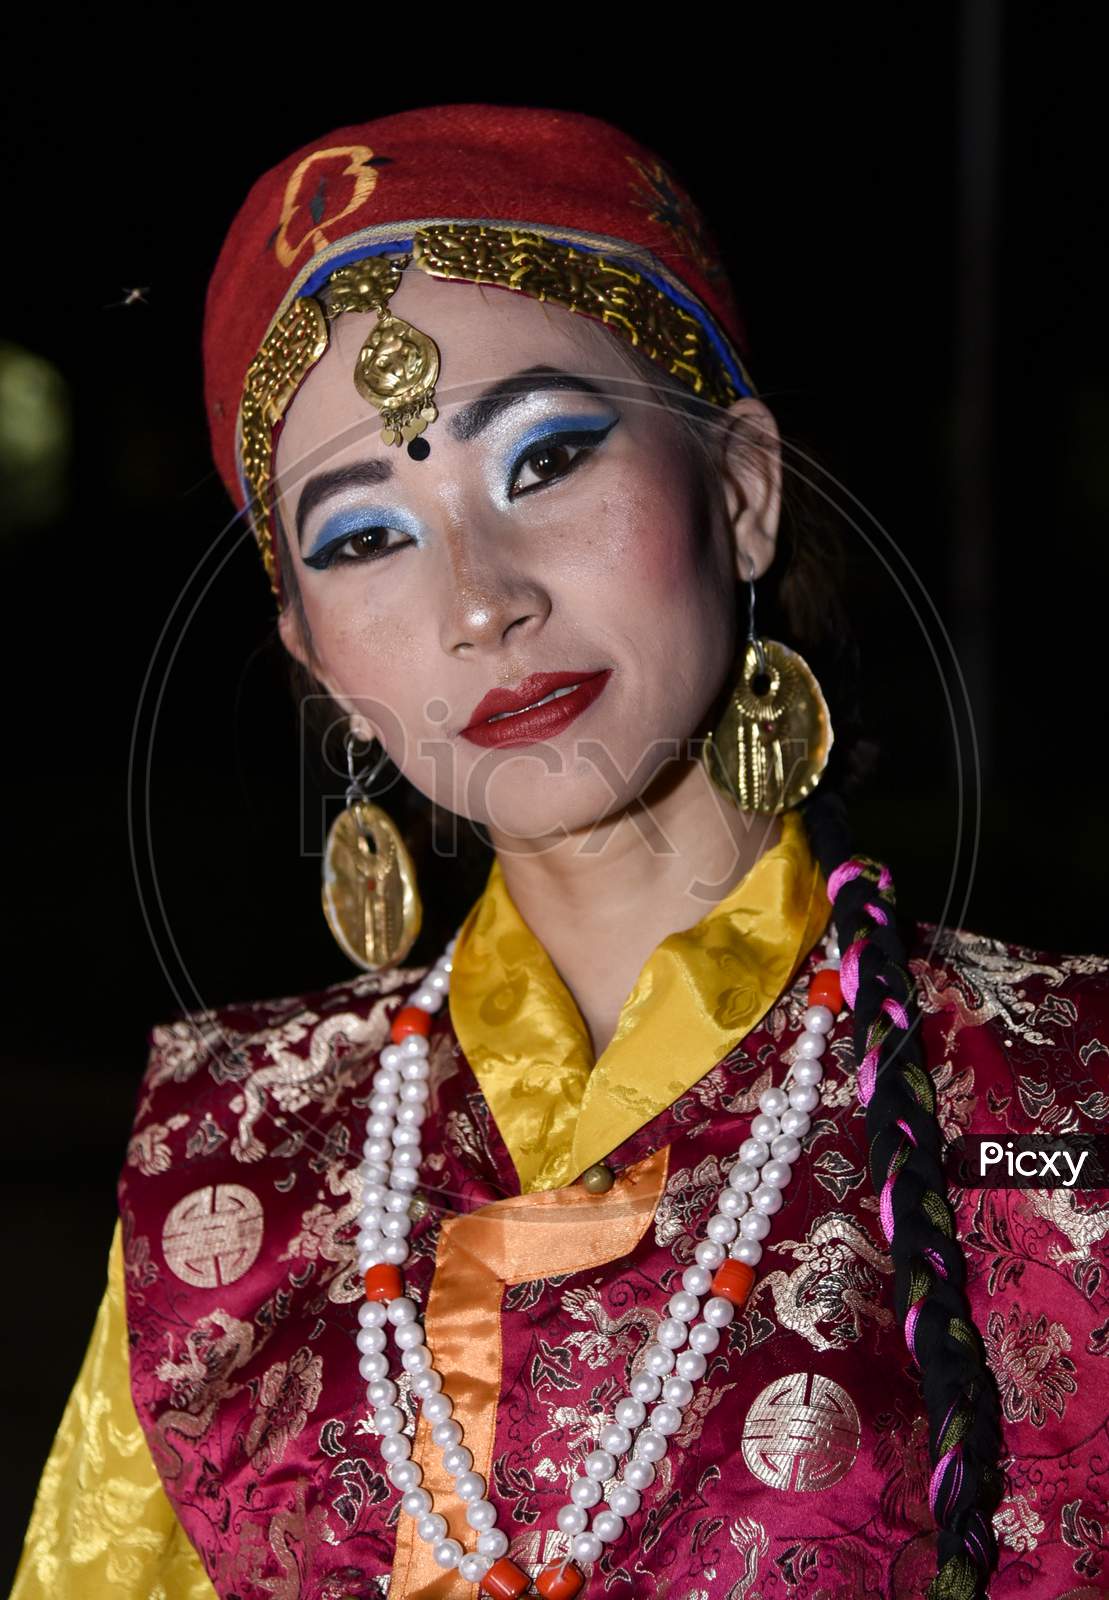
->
[304,592,420,699]
[585,464,734,723]
[589,466,710,612]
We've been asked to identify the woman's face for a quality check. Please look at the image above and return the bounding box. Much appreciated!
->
[275,268,778,846]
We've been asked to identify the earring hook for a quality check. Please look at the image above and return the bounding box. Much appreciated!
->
[744,552,767,679]
[344,724,390,806]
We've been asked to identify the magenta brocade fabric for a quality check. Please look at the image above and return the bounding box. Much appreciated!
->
[117,924,1109,1599]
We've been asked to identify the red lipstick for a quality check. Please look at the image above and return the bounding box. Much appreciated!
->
[460,670,612,748]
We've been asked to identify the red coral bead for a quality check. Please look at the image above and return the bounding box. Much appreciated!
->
[391,1005,431,1043]
[808,969,843,1014]
[536,1560,586,1597]
[363,1264,403,1302]
[481,1558,531,1599]
[711,1258,756,1308]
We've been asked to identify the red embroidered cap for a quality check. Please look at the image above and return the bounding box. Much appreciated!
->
[202,102,753,600]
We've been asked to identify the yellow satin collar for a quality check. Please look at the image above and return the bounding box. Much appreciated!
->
[448,809,830,1193]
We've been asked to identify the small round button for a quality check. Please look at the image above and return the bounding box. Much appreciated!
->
[581,1162,615,1194]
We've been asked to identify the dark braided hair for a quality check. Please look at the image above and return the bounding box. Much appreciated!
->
[800,785,1004,1599]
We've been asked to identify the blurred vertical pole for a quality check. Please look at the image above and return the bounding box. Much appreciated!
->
[953,0,1002,784]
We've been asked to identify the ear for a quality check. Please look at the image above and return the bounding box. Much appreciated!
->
[276,599,311,674]
[276,604,378,742]
[715,397,782,584]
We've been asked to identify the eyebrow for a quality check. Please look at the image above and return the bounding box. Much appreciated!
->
[294,365,611,547]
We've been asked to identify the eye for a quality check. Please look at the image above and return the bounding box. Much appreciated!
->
[509,423,616,500]
[303,526,414,571]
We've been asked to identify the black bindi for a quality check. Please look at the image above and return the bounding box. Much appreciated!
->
[407,437,431,461]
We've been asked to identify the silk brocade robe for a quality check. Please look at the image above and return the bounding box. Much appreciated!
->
[12,812,1109,1599]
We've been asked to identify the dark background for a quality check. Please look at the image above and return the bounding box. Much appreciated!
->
[2,7,1106,1585]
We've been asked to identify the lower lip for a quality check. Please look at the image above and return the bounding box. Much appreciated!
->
[461,671,613,748]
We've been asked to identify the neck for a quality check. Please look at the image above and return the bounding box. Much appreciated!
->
[486,759,781,1059]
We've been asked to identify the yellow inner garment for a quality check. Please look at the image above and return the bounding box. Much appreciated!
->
[10,1219,218,1599]
[449,807,830,1192]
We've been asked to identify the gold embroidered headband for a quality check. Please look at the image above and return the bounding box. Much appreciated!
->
[239,221,754,597]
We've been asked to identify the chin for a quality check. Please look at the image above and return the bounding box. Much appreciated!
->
[468,771,648,844]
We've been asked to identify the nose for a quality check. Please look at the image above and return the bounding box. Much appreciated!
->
[438,525,550,656]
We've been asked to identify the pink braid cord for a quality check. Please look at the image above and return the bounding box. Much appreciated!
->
[937,1397,959,1443]
[929,1447,964,1520]
[905,1301,922,1360]
[857,1043,882,1106]
[826,855,895,904]
[881,1136,912,1247]
[826,859,866,900]
[964,1521,990,1568]
[881,995,910,1029]
[879,1176,896,1243]
[857,1014,889,1101]
[839,939,864,1009]
[925,1247,948,1278]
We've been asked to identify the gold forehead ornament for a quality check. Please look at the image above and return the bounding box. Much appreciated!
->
[326,252,441,445]
[239,222,748,593]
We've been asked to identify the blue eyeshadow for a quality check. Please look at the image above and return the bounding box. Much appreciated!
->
[305,504,423,561]
[505,413,617,472]
[304,411,618,562]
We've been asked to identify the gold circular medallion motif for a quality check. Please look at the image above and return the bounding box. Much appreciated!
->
[741,1371,860,1491]
[354,315,439,405]
[703,638,833,814]
[322,799,422,970]
[353,312,440,445]
[162,1183,264,1288]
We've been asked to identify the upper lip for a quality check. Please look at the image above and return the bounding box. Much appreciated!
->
[462,671,606,730]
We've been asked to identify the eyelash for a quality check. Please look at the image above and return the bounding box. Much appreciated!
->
[304,424,615,571]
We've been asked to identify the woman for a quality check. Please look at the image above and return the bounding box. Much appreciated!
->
[12,103,1109,1600]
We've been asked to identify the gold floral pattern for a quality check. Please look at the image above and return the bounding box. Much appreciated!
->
[984,1305,1078,1426]
[244,1348,324,1473]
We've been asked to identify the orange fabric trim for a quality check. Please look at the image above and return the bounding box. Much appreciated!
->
[387,1147,670,1598]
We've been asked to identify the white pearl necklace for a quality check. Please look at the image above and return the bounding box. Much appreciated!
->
[355,930,841,1593]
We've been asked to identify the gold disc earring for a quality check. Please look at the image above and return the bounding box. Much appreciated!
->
[702,565,834,814]
[321,727,423,970]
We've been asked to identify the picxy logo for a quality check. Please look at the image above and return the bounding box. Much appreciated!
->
[979,1140,1087,1186]
[945,1135,1108,1190]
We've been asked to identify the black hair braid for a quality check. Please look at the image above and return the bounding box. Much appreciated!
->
[799,788,1003,1600]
